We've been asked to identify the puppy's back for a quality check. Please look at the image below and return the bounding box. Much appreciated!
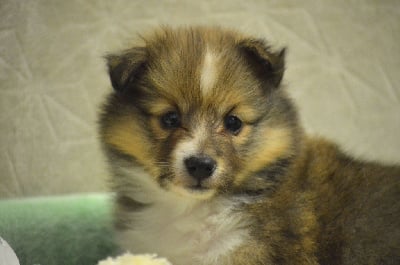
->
[305,138,400,264]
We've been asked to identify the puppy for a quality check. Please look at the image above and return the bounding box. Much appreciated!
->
[99,26,400,265]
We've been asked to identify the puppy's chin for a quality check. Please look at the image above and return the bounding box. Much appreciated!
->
[168,183,216,200]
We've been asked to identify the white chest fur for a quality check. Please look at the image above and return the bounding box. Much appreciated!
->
[116,194,251,265]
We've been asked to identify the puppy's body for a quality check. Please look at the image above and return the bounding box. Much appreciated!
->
[100,27,400,265]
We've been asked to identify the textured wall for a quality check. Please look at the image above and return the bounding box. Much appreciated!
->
[1,0,399,198]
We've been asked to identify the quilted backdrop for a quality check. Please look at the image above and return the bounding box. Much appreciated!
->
[1,0,399,198]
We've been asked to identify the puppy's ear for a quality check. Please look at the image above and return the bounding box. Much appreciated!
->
[238,39,286,88]
[105,47,147,92]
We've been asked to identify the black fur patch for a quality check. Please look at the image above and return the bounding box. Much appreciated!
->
[257,157,293,183]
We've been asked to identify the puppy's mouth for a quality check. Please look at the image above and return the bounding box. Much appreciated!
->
[164,175,216,199]
[189,181,210,191]
[180,177,213,193]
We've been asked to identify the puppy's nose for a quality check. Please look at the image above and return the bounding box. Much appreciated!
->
[184,155,217,181]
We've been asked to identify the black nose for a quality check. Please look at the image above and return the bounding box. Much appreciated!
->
[184,155,217,181]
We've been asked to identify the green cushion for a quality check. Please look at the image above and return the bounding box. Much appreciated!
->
[0,194,118,265]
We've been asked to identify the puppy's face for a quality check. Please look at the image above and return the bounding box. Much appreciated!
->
[101,27,299,200]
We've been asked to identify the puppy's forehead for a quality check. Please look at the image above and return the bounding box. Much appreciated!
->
[199,48,219,96]
[144,29,263,113]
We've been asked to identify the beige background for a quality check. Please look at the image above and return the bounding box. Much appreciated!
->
[1,0,399,198]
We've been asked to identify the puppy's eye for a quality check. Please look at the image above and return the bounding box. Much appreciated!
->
[160,111,181,129]
[224,115,242,135]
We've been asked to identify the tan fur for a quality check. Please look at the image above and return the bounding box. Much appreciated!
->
[99,26,400,265]
[104,118,153,168]
[235,127,294,186]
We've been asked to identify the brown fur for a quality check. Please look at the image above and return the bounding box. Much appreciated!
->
[99,26,400,265]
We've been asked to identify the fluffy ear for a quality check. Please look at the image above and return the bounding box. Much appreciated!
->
[238,39,286,88]
[105,47,147,92]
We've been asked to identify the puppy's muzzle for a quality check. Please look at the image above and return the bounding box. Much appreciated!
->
[184,155,217,182]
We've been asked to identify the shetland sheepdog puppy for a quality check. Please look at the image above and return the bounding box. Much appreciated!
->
[99,26,400,265]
